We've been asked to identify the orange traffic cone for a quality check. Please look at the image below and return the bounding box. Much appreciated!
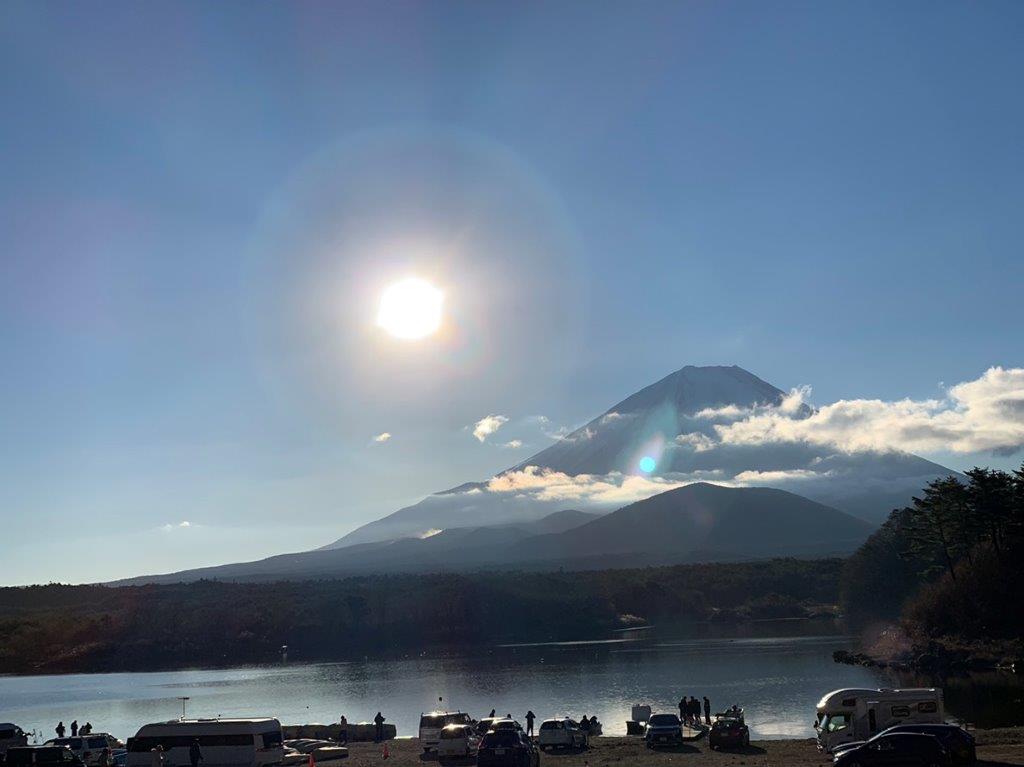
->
[382,742,390,759]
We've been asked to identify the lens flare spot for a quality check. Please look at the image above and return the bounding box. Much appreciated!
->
[639,456,657,473]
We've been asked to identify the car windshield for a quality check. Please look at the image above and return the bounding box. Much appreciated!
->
[649,715,679,727]
[440,728,466,740]
[481,731,519,748]
[539,722,562,731]
[420,716,445,728]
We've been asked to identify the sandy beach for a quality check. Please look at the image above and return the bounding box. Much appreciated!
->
[336,729,1024,767]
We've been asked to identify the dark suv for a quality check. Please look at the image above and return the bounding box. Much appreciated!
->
[476,730,538,767]
[879,725,976,766]
[644,713,683,749]
[833,732,950,767]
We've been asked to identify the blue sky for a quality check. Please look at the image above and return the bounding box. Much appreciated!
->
[2,1,1022,584]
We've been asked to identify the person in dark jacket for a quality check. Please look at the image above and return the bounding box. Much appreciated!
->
[525,711,535,737]
[70,721,79,737]
[703,697,711,726]
[189,739,203,767]
[56,722,66,738]
[374,712,386,742]
[677,698,686,723]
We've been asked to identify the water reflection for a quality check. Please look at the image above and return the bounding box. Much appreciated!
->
[1,634,1019,743]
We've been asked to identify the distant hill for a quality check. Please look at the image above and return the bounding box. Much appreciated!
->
[522,482,873,562]
[330,365,954,548]
[113,484,869,585]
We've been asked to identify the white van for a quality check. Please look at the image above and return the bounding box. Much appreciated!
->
[418,713,473,753]
[126,719,284,767]
[815,688,944,753]
[1,725,28,756]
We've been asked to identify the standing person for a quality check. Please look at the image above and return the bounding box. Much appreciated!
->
[189,738,203,767]
[338,715,348,745]
[677,698,686,723]
[374,712,385,743]
[71,721,79,737]
[150,745,164,767]
[525,711,535,738]
[703,697,711,726]
[56,722,66,739]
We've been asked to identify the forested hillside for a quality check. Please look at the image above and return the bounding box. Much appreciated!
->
[840,465,1024,669]
[0,558,840,674]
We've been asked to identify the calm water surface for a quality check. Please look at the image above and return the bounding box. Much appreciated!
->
[1,634,1020,743]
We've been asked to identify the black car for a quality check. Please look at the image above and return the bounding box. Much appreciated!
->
[878,725,976,766]
[708,716,750,750]
[476,729,539,767]
[644,713,683,749]
[6,748,85,767]
[833,732,950,767]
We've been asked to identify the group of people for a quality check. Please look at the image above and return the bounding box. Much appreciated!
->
[575,714,600,733]
[677,696,712,726]
[54,721,95,738]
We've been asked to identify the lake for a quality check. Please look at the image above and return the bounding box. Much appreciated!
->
[2,633,1020,743]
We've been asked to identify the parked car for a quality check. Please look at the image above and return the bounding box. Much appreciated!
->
[476,729,538,767]
[880,725,975,766]
[832,725,975,766]
[833,732,950,767]
[43,736,114,767]
[6,748,85,767]
[420,713,475,753]
[437,725,479,762]
[709,716,750,750]
[644,714,683,749]
[1,726,28,757]
[537,719,586,751]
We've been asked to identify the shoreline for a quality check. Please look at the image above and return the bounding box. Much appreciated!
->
[340,732,1024,766]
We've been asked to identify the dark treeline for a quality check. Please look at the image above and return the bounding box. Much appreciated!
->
[0,557,840,674]
[840,465,1024,664]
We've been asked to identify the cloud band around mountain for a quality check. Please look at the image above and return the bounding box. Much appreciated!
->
[710,366,1024,455]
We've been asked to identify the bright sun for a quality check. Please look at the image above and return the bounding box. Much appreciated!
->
[376,277,444,340]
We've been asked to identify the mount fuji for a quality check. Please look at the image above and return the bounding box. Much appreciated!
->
[327,365,954,548]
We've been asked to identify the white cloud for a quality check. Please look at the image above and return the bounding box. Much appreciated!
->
[486,465,713,505]
[502,439,524,449]
[159,521,192,533]
[713,367,1024,455]
[674,432,717,452]
[372,432,392,443]
[733,469,832,483]
[472,414,509,442]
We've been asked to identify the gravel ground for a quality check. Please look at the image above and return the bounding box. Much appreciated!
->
[337,730,1024,767]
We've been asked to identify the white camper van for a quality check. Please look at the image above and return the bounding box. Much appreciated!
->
[126,719,283,767]
[815,688,944,753]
